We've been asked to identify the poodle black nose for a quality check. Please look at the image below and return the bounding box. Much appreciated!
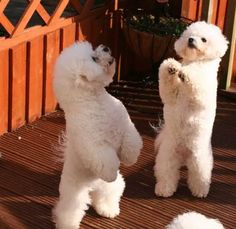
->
[103,46,110,52]
[188,37,194,44]
[188,37,196,48]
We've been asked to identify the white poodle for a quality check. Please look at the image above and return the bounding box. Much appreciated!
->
[52,41,143,228]
[166,212,224,229]
[154,21,228,198]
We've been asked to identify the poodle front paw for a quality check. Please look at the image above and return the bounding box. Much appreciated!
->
[119,131,142,166]
[98,157,120,182]
[164,58,181,75]
[159,59,182,86]
[168,65,178,75]
[95,202,120,218]
[155,182,177,197]
[178,71,189,82]
[119,151,139,166]
[99,166,119,183]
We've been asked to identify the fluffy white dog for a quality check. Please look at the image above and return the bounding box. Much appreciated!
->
[53,41,143,228]
[154,21,228,198]
[166,212,224,229]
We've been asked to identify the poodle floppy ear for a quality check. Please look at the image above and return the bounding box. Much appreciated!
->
[74,62,104,87]
[208,24,229,58]
[174,36,184,58]
[74,74,88,87]
[215,34,229,58]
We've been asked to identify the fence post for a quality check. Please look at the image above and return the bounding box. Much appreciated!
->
[0,50,9,134]
[201,0,214,22]
[219,1,236,90]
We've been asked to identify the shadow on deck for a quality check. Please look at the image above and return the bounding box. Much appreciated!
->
[0,82,235,229]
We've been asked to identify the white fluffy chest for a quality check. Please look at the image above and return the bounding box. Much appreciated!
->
[65,94,127,149]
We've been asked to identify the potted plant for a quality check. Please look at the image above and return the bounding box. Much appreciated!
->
[123,1,189,67]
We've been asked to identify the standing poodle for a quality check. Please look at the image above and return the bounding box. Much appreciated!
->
[53,41,143,228]
[154,21,228,198]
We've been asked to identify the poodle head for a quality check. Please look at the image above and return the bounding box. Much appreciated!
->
[53,41,116,94]
[166,212,224,229]
[92,44,115,68]
[174,21,228,61]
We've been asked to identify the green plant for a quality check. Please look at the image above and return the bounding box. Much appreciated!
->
[125,14,189,37]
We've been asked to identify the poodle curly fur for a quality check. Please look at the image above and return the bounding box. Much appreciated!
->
[154,21,228,198]
[166,212,224,229]
[52,41,143,228]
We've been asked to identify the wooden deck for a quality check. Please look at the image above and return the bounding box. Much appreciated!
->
[0,82,235,229]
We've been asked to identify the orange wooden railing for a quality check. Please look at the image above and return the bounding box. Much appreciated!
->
[0,0,120,135]
[181,0,227,29]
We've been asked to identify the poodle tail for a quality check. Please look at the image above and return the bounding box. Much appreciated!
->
[53,130,68,163]
[154,130,164,152]
[150,118,164,152]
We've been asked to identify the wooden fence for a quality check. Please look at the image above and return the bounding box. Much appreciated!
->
[0,0,119,135]
[0,0,235,135]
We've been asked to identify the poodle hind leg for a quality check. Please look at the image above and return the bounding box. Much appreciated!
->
[154,137,181,197]
[91,172,125,218]
[53,170,92,229]
[187,148,213,198]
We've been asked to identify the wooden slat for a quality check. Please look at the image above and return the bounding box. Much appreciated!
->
[26,0,50,24]
[11,0,41,37]
[34,2,50,24]
[70,0,83,14]
[181,0,199,21]
[211,0,219,24]
[0,14,14,35]
[78,18,92,41]
[80,0,95,17]
[0,0,9,15]
[75,20,80,40]
[232,43,236,85]
[0,171,55,229]
[216,0,228,30]
[60,23,76,50]
[196,0,203,20]
[201,0,214,22]
[26,36,44,122]
[9,43,27,130]
[43,30,60,114]
[0,16,78,51]
[0,5,108,51]
[48,0,70,25]
[102,13,111,46]
[75,8,108,42]
[91,15,104,46]
[220,0,236,90]
[111,10,122,65]
[0,50,9,134]
[0,204,31,229]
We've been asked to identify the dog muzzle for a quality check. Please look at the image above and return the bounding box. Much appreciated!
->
[188,37,197,49]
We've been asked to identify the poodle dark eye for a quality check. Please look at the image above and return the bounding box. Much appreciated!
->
[103,46,110,52]
[201,38,207,42]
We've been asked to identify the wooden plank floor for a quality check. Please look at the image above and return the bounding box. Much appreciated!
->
[0,82,235,229]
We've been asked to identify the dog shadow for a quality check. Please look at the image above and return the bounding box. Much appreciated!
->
[122,161,236,207]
